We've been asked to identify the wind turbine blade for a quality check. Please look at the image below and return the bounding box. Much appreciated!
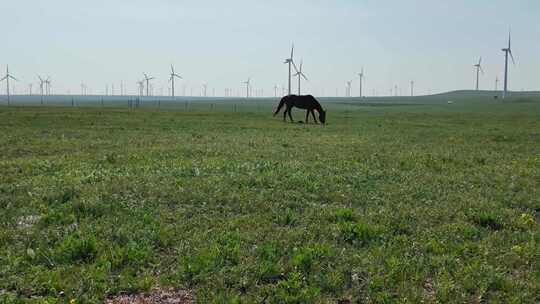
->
[301,73,308,81]
[0,76,6,82]
[292,60,299,73]
[509,50,515,65]
[478,57,482,65]
[9,75,18,81]
[291,44,294,59]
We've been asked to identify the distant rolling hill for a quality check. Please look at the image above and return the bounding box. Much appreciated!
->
[323,90,540,105]
[0,90,539,106]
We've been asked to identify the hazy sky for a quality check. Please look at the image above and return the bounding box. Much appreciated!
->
[2,0,539,96]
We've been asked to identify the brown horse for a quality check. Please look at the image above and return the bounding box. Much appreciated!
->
[273,95,326,124]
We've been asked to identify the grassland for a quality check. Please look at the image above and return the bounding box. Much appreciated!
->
[0,98,539,303]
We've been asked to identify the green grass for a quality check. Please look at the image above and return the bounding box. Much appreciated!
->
[0,99,539,303]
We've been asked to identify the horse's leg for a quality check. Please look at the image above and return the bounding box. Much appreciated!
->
[305,110,310,124]
[283,108,287,122]
[287,107,294,122]
[311,109,318,124]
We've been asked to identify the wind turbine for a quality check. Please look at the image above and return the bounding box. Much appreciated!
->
[243,78,251,98]
[495,76,499,91]
[137,80,144,96]
[284,43,297,96]
[357,68,365,97]
[169,65,182,98]
[293,60,308,95]
[410,81,415,97]
[346,80,352,97]
[45,77,51,95]
[143,73,155,96]
[1,66,19,105]
[37,76,46,104]
[474,57,484,91]
[273,85,278,97]
[202,83,208,97]
[501,31,515,99]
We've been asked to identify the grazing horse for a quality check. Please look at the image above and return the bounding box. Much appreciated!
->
[273,95,327,124]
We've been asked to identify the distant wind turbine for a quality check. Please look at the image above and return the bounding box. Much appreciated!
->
[357,68,365,97]
[45,77,52,95]
[202,83,208,97]
[293,60,308,95]
[137,80,144,96]
[495,76,499,91]
[169,65,182,98]
[1,66,19,105]
[410,81,415,97]
[81,82,87,95]
[37,76,46,104]
[346,80,352,97]
[474,57,484,91]
[501,31,515,99]
[284,44,297,96]
[243,78,251,98]
[143,73,155,96]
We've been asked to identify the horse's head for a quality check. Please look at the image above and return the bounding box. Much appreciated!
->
[319,110,327,124]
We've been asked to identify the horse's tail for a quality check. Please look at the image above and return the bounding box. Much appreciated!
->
[273,97,286,116]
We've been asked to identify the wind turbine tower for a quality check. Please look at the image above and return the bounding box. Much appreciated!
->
[474,57,484,91]
[410,81,415,97]
[169,65,182,98]
[202,83,208,97]
[501,31,515,99]
[137,81,144,96]
[143,73,155,96]
[45,77,51,95]
[243,78,251,98]
[293,60,308,95]
[283,44,297,96]
[357,68,365,97]
[0,66,18,106]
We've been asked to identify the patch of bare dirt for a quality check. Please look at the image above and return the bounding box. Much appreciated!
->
[105,288,194,304]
